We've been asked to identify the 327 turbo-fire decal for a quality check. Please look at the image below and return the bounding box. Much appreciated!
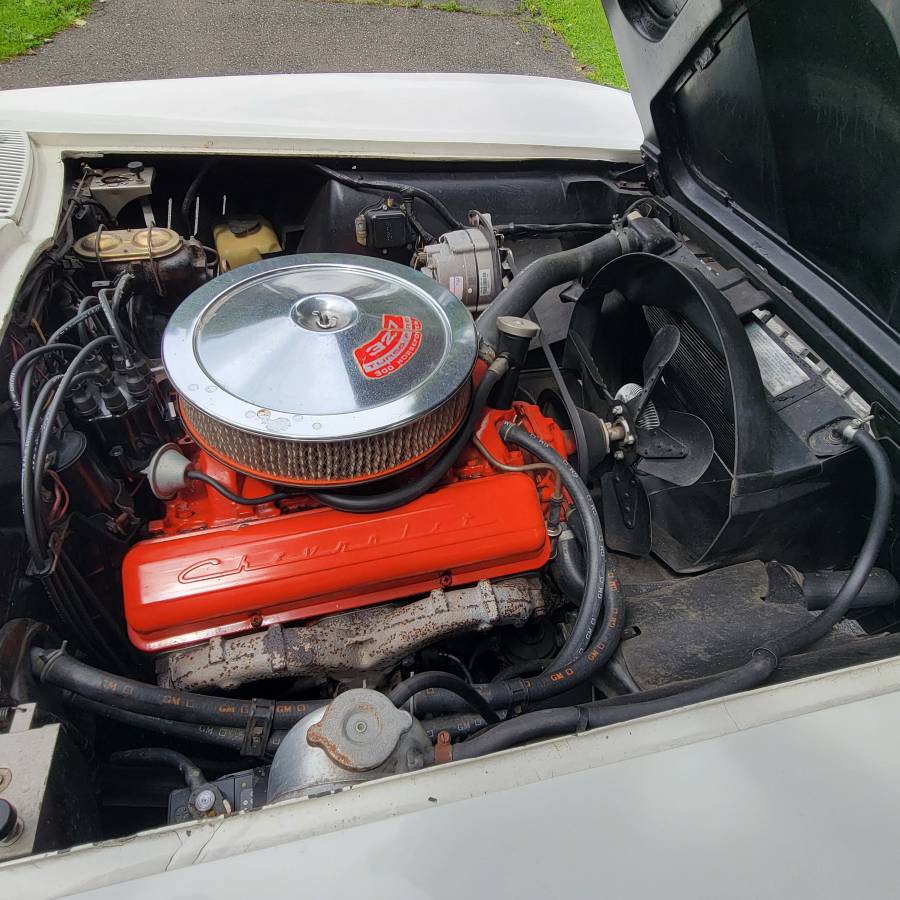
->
[354,314,423,379]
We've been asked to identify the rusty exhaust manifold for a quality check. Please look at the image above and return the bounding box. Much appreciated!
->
[157,578,544,691]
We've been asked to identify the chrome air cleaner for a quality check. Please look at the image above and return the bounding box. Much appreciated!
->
[162,254,476,486]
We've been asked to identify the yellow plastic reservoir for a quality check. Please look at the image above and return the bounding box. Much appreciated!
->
[213,216,282,271]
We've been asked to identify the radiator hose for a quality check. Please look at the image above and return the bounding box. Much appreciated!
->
[447,426,894,759]
[476,228,641,352]
[391,422,624,718]
[31,647,324,728]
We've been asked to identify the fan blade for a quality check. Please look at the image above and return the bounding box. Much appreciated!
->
[630,324,680,420]
[601,464,651,556]
[635,410,715,486]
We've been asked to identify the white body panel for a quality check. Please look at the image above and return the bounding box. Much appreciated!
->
[3,657,900,898]
[0,73,641,331]
[0,73,642,161]
[4,72,896,900]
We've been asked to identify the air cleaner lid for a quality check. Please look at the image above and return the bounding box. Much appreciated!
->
[163,254,477,441]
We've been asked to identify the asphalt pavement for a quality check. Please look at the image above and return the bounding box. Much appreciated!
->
[0,0,582,90]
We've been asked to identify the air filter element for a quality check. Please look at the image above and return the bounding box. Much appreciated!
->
[163,254,477,486]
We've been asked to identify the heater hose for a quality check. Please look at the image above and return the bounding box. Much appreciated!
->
[449,426,893,758]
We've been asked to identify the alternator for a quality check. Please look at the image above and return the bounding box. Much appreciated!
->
[420,213,502,315]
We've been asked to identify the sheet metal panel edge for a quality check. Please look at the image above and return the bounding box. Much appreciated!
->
[0,73,643,161]
[4,655,900,899]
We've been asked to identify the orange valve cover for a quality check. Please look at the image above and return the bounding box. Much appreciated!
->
[123,471,551,652]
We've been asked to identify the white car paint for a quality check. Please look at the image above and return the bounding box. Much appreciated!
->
[4,71,895,900]
[0,73,642,332]
[0,73,643,161]
[4,656,900,899]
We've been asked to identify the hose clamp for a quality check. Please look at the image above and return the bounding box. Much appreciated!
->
[750,646,779,667]
[842,415,874,442]
[575,706,590,734]
[507,678,530,712]
[241,698,275,758]
[34,642,68,682]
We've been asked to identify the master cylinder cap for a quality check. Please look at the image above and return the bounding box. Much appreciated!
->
[162,254,477,486]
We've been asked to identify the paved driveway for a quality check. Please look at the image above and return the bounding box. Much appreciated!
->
[0,0,581,90]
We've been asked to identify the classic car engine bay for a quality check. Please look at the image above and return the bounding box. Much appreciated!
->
[0,153,896,857]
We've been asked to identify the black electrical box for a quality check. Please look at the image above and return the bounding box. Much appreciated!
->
[365,208,410,249]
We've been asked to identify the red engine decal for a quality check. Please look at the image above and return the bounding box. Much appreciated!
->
[353,314,422,379]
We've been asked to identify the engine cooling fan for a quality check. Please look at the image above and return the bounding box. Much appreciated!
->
[601,324,715,556]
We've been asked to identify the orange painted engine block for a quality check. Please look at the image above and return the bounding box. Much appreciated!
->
[123,405,568,652]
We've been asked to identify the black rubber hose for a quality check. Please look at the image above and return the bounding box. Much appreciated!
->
[492,659,553,682]
[69,694,286,756]
[422,712,507,742]
[31,648,324,728]
[403,564,623,718]
[494,222,613,236]
[552,524,641,693]
[385,420,614,714]
[765,429,891,657]
[181,158,217,231]
[109,748,208,791]
[313,358,508,513]
[389,672,500,724]
[450,427,893,759]
[504,424,605,669]
[398,424,622,717]
[553,527,587,603]
[186,470,294,506]
[312,164,467,232]
[476,229,639,352]
[452,661,775,759]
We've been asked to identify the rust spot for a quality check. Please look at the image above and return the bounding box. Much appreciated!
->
[439,571,453,588]
[306,721,356,769]
[434,730,453,764]
[250,613,263,629]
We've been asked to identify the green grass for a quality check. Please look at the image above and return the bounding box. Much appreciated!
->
[0,0,92,62]
[522,0,626,88]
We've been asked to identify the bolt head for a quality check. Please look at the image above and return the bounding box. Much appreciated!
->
[624,434,636,446]
[0,799,18,842]
[611,405,624,416]
[192,788,217,813]
[613,450,625,460]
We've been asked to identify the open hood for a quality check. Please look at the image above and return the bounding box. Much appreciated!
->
[602,0,900,400]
